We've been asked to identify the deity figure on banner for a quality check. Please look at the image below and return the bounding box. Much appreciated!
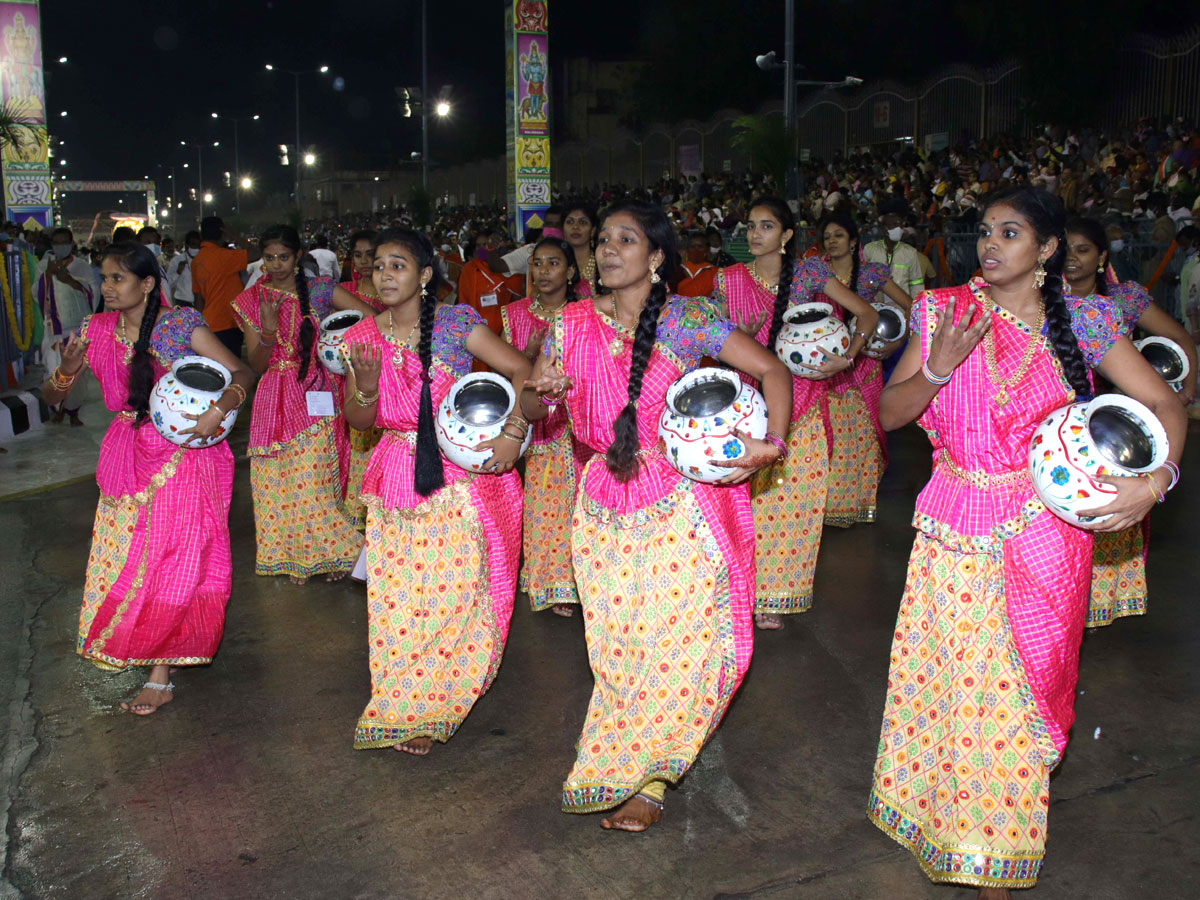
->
[520,41,547,121]
[1,11,45,121]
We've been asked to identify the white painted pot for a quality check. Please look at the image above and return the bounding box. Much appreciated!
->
[435,372,532,472]
[317,310,365,375]
[149,355,239,447]
[774,302,851,378]
[1134,336,1189,393]
[1027,393,1168,525]
[658,367,769,484]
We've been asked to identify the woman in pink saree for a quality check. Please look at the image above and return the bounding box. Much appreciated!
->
[867,188,1185,897]
[44,242,253,715]
[524,201,793,832]
[342,228,533,757]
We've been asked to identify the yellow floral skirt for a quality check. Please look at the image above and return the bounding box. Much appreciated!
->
[521,436,579,611]
[1087,525,1148,627]
[249,421,362,578]
[868,533,1049,889]
[825,388,883,527]
[354,485,503,748]
[562,484,739,813]
[344,426,383,531]
[751,409,828,614]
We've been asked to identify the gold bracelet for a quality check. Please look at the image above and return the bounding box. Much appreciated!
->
[353,389,379,407]
[498,430,525,443]
[1144,473,1165,504]
[222,383,248,407]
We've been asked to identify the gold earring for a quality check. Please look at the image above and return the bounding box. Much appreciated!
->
[650,271,661,285]
[779,245,786,255]
[1097,264,1104,273]
[142,290,150,305]
[420,282,429,298]
[1033,258,1046,290]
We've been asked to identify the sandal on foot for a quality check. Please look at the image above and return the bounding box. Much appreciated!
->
[551,604,575,618]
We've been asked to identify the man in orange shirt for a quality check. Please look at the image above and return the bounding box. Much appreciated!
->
[458,229,520,336]
[191,216,262,357]
[672,232,717,297]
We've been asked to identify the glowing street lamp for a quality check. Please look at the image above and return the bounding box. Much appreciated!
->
[265,63,332,210]
[435,100,451,117]
[203,192,213,204]
[303,152,316,166]
[240,176,252,190]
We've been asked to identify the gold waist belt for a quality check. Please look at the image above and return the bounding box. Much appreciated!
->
[938,456,1029,491]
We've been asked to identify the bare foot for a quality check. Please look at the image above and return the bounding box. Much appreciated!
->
[977,889,1012,900]
[600,794,663,832]
[288,574,309,585]
[394,737,433,756]
[120,681,174,715]
[755,613,784,631]
[551,604,575,618]
[325,570,348,583]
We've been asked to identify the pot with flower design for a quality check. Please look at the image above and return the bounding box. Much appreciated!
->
[658,367,768,484]
[1027,393,1168,525]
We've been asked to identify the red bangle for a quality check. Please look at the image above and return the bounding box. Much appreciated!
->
[763,430,788,460]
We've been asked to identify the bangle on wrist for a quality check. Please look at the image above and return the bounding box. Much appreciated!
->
[921,360,951,386]
[1144,473,1165,504]
[498,430,525,443]
[762,430,788,460]
[1162,460,1180,492]
[353,388,379,407]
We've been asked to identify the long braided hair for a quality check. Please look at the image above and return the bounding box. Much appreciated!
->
[984,187,1091,396]
[374,227,446,497]
[600,200,678,482]
[104,242,164,426]
[749,196,798,350]
[1065,217,1110,295]
[259,225,317,385]
[531,236,581,304]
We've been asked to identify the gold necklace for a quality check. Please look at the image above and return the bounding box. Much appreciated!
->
[387,309,420,365]
[529,293,565,316]
[607,295,635,357]
[749,258,778,293]
[982,295,1046,407]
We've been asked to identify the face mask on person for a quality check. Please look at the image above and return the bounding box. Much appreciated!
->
[187,246,200,258]
[709,245,722,256]
[1109,239,1125,253]
[52,243,72,259]
[146,243,162,258]
[886,227,903,242]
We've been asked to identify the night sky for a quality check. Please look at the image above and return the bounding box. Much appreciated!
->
[41,0,1192,225]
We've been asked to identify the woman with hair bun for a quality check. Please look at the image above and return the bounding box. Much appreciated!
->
[867,187,1186,896]
[523,200,793,832]
[502,237,588,616]
[233,225,376,584]
[1064,216,1197,627]
[44,242,253,715]
[342,228,533,756]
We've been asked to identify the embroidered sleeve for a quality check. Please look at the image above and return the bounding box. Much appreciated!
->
[860,262,890,295]
[433,304,484,374]
[79,313,95,342]
[152,307,205,362]
[907,290,936,337]
[662,297,736,365]
[711,268,727,305]
[1108,280,1153,333]
[790,257,833,304]
[307,276,336,320]
[1066,292,1125,368]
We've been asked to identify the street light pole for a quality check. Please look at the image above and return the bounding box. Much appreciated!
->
[421,0,429,195]
[784,0,796,200]
[294,73,302,213]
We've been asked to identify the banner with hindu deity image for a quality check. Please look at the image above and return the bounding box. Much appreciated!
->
[505,0,550,239]
[0,0,50,228]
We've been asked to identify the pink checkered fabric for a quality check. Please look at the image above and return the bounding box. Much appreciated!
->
[558,298,755,678]
[907,281,1124,755]
[502,298,570,446]
[80,311,233,665]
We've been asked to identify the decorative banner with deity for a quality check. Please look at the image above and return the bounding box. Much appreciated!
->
[0,0,50,229]
[505,0,550,239]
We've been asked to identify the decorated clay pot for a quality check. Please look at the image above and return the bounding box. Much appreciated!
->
[1134,336,1189,393]
[774,302,851,378]
[1027,393,1168,525]
[317,310,365,375]
[149,355,239,447]
[856,302,908,357]
[435,372,532,472]
[658,367,769,484]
